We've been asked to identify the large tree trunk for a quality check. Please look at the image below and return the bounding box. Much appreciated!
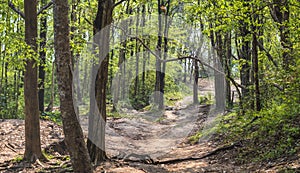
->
[87,0,113,164]
[53,0,93,172]
[23,0,43,162]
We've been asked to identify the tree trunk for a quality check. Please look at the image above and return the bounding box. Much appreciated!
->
[210,24,225,112]
[53,0,93,172]
[87,0,113,164]
[238,3,251,107]
[46,62,55,112]
[225,32,232,108]
[154,0,163,109]
[161,0,170,109]
[38,0,47,113]
[193,60,199,104]
[252,12,261,111]
[141,4,147,100]
[23,0,43,162]
[270,0,293,71]
[134,7,140,97]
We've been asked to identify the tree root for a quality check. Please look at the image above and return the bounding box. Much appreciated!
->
[153,142,241,165]
[115,142,241,165]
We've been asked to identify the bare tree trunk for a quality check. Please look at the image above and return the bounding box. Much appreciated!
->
[23,0,44,162]
[193,60,199,104]
[46,62,55,112]
[154,0,163,109]
[87,0,113,164]
[53,0,93,172]
[210,26,225,112]
[225,32,232,108]
[141,4,147,100]
[161,0,170,108]
[134,7,140,97]
[269,0,293,71]
[252,12,261,111]
[38,0,47,113]
[238,2,251,108]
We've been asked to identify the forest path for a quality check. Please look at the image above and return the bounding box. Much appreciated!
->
[80,95,205,160]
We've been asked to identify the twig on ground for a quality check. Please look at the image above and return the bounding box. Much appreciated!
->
[5,143,17,153]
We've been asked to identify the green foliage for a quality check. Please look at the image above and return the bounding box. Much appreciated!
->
[198,92,213,105]
[41,111,62,125]
[12,155,23,163]
[128,69,184,110]
[107,111,131,119]
[42,150,54,160]
[215,100,300,162]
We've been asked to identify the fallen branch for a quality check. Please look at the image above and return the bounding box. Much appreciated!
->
[117,142,241,165]
[5,143,17,153]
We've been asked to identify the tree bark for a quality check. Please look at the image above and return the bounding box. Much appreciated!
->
[154,0,163,109]
[53,0,93,172]
[225,32,232,108]
[38,0,47,113]
[252,11,261,111]
[87,0,113,164]
[193,60,199,104]
[210,24,225,112]
[23,0,43,162]
[270,0,293,71]
[134,7,140,97]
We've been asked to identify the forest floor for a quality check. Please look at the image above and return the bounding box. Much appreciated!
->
[1,79,300,172]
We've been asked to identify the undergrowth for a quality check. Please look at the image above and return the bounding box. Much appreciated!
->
[40,111,62,125]
[190,101,300,163]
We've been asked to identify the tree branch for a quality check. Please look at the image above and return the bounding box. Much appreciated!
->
[8,1,25,19]
[84,17,93,26]
[112,24,161,60]
[163,56,225,75]
[256,40,278,68]
[132,36,161,60]
[113,0,127,9]
[37,1,53,16]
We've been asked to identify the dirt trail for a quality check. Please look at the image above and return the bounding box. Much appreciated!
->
[80,95,205,161]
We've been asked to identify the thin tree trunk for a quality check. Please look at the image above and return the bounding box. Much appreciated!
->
[141,4,146,98]
[134,7,140,97]
[154,0,163,109]
[270,0,293,71]
[161,0,170,109]
[252,11,261,111]
[38,0,47,113]
[46,62,55,112]
[193,60,199,104]
[225,32,232,108]
[239,2,251,107]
